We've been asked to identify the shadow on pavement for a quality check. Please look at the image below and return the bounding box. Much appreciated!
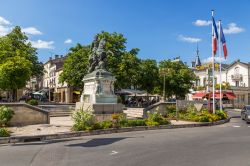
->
[9,138,81,146]
[66,137,129,147]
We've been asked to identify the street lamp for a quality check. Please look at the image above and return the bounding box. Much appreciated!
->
[159,68,167,101]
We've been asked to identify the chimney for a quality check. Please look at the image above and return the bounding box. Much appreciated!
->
[49,57,52,61]
[55,55,59,59]
[60,55,63,58]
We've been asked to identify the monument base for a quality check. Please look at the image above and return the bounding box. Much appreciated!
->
[75,102,123,114]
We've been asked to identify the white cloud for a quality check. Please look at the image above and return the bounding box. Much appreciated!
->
[178,35,202,43]
[0,25,11,36]
[0,16,11,25]
[193,20,211,26]
[22,27,42,35]
[202,56,226,63]
[30,40,54,49]
[223,23,245,34]
[64,38,72,44]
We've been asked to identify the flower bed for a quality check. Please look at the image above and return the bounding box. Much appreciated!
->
[72,108,170,131]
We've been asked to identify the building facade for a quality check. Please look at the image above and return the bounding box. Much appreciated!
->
[42,55,76,103]
[192,58,250,108]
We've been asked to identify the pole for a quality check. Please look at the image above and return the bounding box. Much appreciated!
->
[163,74,166,101]
[219,20,223,111]
[212,10,215,114]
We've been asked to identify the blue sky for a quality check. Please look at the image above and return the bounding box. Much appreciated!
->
[0,0,249,65]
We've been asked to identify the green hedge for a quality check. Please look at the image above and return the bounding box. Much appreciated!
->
[0,128,10,137]
[0,106,14,127]
[26,99,38,106]
[72,111,171,131]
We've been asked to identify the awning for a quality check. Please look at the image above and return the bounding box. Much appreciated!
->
[192,92,206,99]
[225,92,236,100]
[73,91,81,95]
[193,91,236,100]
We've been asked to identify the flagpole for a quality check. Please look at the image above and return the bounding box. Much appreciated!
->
[219,20,223,111]
[212,10,215,114]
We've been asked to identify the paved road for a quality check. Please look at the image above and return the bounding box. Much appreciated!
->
[1,110,250,166]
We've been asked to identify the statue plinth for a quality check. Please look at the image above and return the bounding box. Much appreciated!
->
[75,69,123,116]
[75,36,123,121]
[81,69,117,103]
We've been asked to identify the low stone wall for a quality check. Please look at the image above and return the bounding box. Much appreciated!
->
[0,103,49,126]
[143,102,175,118]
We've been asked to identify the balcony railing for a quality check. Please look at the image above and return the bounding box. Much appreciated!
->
[231,74,243,81]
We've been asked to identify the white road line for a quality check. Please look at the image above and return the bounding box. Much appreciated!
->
[233,125,241,128]
[110,151,118,155]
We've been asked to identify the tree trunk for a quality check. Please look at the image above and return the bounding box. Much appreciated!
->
[12,89,17,102]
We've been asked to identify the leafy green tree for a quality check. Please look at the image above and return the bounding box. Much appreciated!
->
[60,31,141,90]
[0,26,43,78]
[0,26,43,100]
[0,56,32,99]
[159,60,196,99]
[117,51,141,89]
[137,59,159,94]
[59,44,90,90]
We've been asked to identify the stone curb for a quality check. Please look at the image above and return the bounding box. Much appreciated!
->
[0,118,230,144]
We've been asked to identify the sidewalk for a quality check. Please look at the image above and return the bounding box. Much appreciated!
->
[7,117,201,137]
[8,117,73,137]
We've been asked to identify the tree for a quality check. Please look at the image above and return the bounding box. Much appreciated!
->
[137,59,160,94]
[117,51,141,89]
[159,60,196,99]
[59,44,90,90]
[0,26,43,100]
[0,26,43,78]
[60,31,140,90]
[0,56,32,90]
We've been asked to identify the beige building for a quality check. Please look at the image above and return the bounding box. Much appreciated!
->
[191,55,250,108]
[42,55,78,103]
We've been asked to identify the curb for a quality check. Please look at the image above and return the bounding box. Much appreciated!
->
[0,118,230,144]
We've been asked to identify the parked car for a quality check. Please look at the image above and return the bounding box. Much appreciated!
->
[241,105,250,123]
[19,95,32,102]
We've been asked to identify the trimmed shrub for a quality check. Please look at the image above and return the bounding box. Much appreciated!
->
[215,110,228,120]
[26,99,38,106]
[91,121,113,130]
[146,112,170,126]
[176,108,228,122]
[112,113,126,128]
[72,107,94,131]
[0,106,14,127]
[0,128,10,137]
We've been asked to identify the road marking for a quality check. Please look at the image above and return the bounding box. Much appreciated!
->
[248,126,250,127]
[233,125,241,128]
[110,151,118,155]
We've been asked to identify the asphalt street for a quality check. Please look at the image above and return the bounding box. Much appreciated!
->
[1,110,250,166]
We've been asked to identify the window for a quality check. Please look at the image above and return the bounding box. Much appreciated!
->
[196,79,200,86]
[234,67,239,75]
[235,81,239,87]
[203,78,206,86]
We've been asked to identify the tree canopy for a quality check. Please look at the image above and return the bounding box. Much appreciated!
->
[60,31,196,99]
[0,26,43,100]
[59,44,90,90]
[159,60,196,99]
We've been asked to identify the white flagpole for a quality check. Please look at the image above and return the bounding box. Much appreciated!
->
[212,10,215,114]
[219,20,223,111]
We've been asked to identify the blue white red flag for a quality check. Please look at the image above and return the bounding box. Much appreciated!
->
[212,16,218,56]
[220,22,228,59]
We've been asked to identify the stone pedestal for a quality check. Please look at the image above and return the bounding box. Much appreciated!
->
[75,69,123,120]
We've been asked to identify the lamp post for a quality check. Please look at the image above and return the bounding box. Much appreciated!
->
[160,68,167,101]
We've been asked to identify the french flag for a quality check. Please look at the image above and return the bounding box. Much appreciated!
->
[212,15,218,56]
[220,22,228,59]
